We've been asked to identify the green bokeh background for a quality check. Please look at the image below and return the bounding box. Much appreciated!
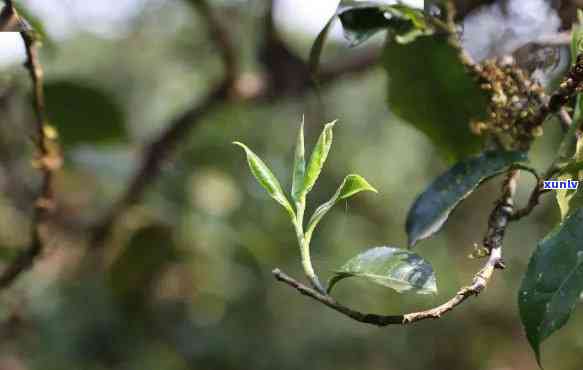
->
[0,1,581,369]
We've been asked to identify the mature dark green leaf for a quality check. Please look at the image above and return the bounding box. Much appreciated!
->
[298,121,336,200]
[383,36,490,161]
[44,80,127,146]
[337,1,429,46]
[328,246,437,294]
[305,174,377,240]
[291,119,306,202]
[519,208,583,365]
[406,151,527,247]
[309,1,429,81]
[234,142,295,219]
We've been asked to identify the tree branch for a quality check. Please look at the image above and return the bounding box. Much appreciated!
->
[273,170,518,327]
[0,22,61,288]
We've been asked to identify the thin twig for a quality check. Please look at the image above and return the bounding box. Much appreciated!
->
[0,23,61,288]
[274,171,518,326]
[558,108,573,131]
[510,163,561,221]
[273,247,502,326]
[527,54,583,131]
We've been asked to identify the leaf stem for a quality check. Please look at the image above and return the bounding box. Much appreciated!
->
[294,199,325,294]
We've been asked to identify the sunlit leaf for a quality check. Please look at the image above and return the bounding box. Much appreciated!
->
[383,36,490,161]
[298,120,336,200]
[406,151,527,247]
[44,80,127,146]
[233,142,295,219]
[328,246,437,294]
[305,174,377,239]
[291,119,306,202]
[519,208,583,366]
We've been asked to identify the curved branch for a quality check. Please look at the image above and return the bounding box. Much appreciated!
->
[0,24,62,288]
[274,171,518,327]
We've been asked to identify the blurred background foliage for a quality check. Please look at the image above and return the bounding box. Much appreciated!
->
[0,0,582,369]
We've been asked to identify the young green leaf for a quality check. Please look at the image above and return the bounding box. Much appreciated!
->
[305,174,377,240]
[519,208,583,366]
[328,246,437,295]
[406,151,527,247]
[291,119,306,202]
[299,121,336,199]
[383,36,490,161]
[233,142,295,219]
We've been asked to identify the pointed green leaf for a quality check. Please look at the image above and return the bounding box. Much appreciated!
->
[383,36,490,161]
[305,174,377,239]
[519,208,583,366]
[338,174,377,199]
[299,121,336,199]
[291,119,306,202]
[407,151,527,247]
[233,142,295,219]
[328,246,437,295]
